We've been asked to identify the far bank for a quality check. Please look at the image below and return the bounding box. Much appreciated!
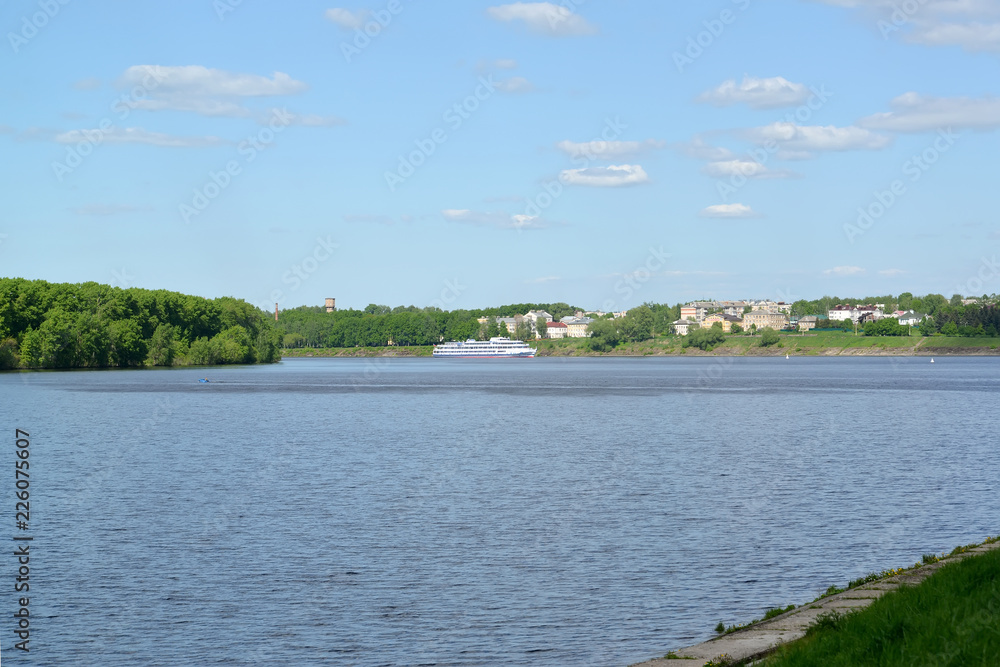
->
[280,332,1000,359]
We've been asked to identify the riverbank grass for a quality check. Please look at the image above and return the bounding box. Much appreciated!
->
[763,542,1000,666]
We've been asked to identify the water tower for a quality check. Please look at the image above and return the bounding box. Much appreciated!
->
[325,298,336,313]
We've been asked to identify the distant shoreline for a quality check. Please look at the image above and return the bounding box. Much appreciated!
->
[280,339,1000,359]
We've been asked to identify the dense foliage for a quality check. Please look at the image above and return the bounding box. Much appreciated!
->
[682,325,727,351]
[0,278,280,369]
[585,306,657,351]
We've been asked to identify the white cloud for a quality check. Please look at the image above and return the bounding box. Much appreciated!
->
[699,204,759,218]
[859,93,1000,132]
[324,8,368,30]
[812,0,1000,52]
[743,122,892,155]
[261,110,347,127]
[559,164,649,187]
[824,266,866,276]
[697,76,811,109]
[54,127,228,148]
[556,139,665,160]
[494,77,536,94]
[913,21,1000,51]
[115,66,310,118]
[673,137,736,161]
[120,66,307,97]
[487,2,597,36]
[879,268,906,276]
[702,160,798,179]
[442,209,545,229]
[525,275,561,284]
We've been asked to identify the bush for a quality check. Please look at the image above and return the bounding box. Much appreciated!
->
[759,327,781,347]
[683,327,727,351]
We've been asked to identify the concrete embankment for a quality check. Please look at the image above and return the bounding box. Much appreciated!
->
[632,540,1000,666]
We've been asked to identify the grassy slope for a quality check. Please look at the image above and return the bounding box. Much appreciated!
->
[279,333,1000,358]
[764,546,1000,666]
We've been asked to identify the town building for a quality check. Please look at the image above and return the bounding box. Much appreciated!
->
[797,316,818,332]
[545,321,569,339]
[561,316,594,338]
[673,319,694,336]
[744,310,789,331]
[828,304,885,323]
[702,313,743,333]
[897,310,927,326]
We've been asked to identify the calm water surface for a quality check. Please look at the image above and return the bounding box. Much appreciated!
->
[1,357,998,665]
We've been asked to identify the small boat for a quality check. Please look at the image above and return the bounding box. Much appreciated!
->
[199,378,211,383]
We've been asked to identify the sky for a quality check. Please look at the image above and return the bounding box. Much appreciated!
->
[2,0,999,312]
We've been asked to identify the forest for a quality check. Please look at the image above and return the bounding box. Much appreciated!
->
[0,278,281,370]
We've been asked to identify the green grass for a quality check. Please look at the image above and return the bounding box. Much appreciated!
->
[763,546,1000,666]
[920,336,1000,349]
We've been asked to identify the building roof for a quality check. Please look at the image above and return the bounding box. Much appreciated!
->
[547,321,568,328]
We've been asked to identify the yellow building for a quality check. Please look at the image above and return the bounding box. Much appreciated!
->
[702,313,743,333]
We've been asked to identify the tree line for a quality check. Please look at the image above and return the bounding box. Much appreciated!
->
[0,278,281,370]
[276,302,592,349]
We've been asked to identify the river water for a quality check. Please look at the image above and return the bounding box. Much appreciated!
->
[1,357,997,665]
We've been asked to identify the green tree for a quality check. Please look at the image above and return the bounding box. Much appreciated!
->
[731,324,743,335]
[587,319,620,352]
[536,319,548,339]
[0,338,18,370]
[108,319,147,367]
[619,306,654,342]
[283,332,307,348]
[215,325,253,363]
[759,327,781,347]
[514,320,533,342]
[941,321,960,336]
[682,327,726,351]
[146,323,176,366]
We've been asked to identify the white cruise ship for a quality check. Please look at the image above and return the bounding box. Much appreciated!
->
[432,337,536,358]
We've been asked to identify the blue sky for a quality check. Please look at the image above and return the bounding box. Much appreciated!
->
[2,0,999,312]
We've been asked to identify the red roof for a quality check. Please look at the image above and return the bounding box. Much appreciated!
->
[547,321,568,328]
